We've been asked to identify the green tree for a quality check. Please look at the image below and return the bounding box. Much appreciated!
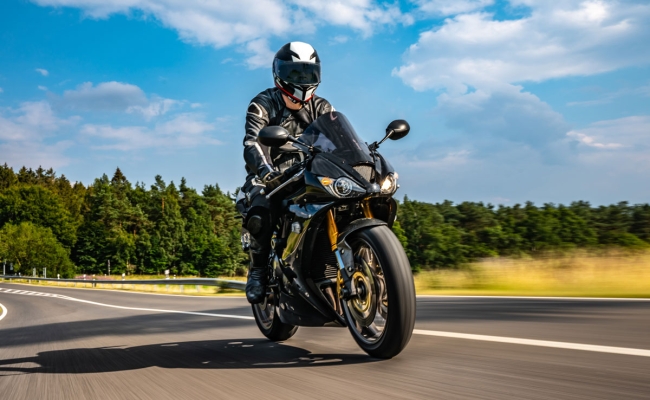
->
[0,185,78,248]
[0,222,75,277]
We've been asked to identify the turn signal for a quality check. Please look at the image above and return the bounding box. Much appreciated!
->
[320,177,333,186]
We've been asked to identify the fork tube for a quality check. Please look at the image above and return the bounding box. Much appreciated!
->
[327,209,338,251]
[361,199,374,219]
[328,209,356,297]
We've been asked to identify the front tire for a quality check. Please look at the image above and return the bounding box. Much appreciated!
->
[252,291,298,341]
[342,225,416,359]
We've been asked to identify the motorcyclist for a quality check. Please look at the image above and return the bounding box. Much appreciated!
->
[241,42,335,304]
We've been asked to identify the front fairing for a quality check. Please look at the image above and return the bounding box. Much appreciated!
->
[374,151,395,184]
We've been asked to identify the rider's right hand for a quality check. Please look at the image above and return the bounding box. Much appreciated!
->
[263,170,282,182]
[263,170,283,191]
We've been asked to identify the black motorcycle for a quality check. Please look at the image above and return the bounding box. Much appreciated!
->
[243,111,415,359]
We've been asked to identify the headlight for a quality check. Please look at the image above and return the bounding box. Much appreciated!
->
[381,173,399,194]
[318,176,366,198]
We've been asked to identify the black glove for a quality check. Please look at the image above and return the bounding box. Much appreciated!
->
[263,170,283,192]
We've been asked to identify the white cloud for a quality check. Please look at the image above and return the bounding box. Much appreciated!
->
[80,113,220,151]
[413,0,494,16]
[54,81,179,119]
[285,0,409,36]
[567,115,650,150]
[395,1,650,93]
[35,68,49,76]
[126,96,181,120]
[392,1,650,163]
[0,101,75,168]
[58,81,147,111]
[567,84,650,106]
[32,0,407,67]
[242,38,276,69]
[436,85,570,152]
[0,141,72,170]
[393,115,650,204]
[0,87,4,93]
[330,35,349,45]
[38,85,48,91]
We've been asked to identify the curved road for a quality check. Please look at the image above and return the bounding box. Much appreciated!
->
[1,283,649,399]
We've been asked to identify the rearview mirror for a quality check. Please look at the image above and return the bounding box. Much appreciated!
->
[258,126,289,147]
[386,120,410,140]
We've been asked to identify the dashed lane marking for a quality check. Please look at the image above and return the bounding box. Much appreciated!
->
[0,287,254,320]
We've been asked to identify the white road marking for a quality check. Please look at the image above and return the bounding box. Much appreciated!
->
[3,282,648,301]
[0,303,7,321]
[413,329,650,358]
[0,287,254,320]
[0,282,245,299]
[417,295,650,301]
[3,287,650,358]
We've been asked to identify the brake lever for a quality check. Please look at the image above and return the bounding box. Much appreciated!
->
[265,169,305,200]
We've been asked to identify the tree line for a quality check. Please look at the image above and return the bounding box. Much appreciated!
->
[394,196,650,271]
[0,165,245,278]
[0,164,648,277]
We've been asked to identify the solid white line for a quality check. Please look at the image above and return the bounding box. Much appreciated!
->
[413,329,650,357]
[416,295,650,301]
[59,295,254,320]
[0,303,7,321]
[3,283,648,301]
[3,286,650,357]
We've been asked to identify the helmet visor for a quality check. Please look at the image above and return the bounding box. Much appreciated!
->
[274,60,321,85]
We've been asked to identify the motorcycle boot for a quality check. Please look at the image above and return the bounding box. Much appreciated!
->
[246,247,269,304]
[245,215,271,304]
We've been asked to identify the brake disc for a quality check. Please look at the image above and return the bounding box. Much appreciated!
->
[346,259,378,327]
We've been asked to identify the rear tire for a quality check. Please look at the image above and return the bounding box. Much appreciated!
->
[342,225,416,359]
[252,291,298,341]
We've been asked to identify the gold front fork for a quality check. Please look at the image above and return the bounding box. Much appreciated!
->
[327,209,339,251]
[328,209,353,299]
[361,198,374,219]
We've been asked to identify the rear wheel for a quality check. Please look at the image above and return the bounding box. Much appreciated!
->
[252,290,298,341]
[342,225,416,359]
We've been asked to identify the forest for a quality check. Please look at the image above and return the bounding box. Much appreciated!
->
[0,164,648,278]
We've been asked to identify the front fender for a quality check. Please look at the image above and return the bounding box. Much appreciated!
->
[336,218,387,276]
[337,218,387,245]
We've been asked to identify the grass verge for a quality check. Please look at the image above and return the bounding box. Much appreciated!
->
[415,249,650,298]
[3,250,649,298]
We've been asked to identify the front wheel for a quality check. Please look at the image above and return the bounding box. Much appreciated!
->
[252,291,298,341]
[342,225,416,359]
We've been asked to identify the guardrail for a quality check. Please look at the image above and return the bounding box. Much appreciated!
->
[0,275,245,291]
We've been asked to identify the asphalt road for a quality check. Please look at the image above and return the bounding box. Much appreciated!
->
[1,282,649,400]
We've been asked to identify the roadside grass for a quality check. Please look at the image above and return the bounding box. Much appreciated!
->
[4,250,649,298]
[415,249,650,298]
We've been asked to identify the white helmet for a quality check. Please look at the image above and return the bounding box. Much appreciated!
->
[273,42,321,104]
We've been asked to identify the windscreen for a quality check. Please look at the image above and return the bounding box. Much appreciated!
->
[298,112,373,165]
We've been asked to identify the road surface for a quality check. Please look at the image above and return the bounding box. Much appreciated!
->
[1,282,649,399]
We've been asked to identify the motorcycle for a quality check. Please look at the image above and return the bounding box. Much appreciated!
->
[242,111,415,359]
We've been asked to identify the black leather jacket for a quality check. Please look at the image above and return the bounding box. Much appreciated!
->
[243,88,334,180]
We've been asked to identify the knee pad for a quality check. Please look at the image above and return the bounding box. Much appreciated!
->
[247,215,264,235]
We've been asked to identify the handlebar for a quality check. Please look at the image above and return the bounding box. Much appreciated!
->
[264,169,305,200]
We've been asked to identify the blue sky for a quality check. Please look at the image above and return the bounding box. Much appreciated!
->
[1,0,649,205]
